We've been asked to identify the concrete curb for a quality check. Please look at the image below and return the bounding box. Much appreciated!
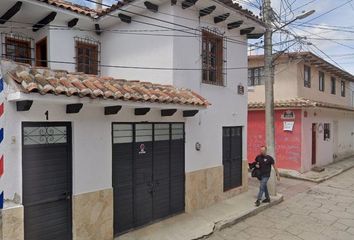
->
[280,164,354,183]
[196,195,284,239]
[215,195,284,231]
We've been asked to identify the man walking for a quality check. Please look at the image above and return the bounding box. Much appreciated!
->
[254,146,280,207]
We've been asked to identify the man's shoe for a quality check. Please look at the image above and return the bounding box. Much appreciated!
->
[262,198,271,203]
[255,200,261,207]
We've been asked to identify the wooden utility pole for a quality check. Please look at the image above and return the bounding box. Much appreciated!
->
[263,0,276,195]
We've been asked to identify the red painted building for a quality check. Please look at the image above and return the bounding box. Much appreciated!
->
[248,109,302,171]
[248,52,354,173]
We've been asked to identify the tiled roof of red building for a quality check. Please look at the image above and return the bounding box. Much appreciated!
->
[35,0,263,24]
[2,61,209,107]
[249,98,354,112]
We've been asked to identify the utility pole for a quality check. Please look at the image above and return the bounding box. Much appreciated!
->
[263,0,276,195]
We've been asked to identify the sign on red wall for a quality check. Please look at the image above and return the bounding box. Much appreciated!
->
[248,109,302,171]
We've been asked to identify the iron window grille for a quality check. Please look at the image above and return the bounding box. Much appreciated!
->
[1,32,34,65]
[324,123,330,141]
[248,67,264,86]
[23,126,67,145]
[201,29,226,86]
[341,80,345,97]
[304,65,311,88]
[331,77,336,95]
[74,36,101,75]
[319,71,325,92]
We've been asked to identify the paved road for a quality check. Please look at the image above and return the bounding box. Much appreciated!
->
[206,168,354,240]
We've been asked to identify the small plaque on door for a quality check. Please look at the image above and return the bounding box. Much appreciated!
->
[139,144,146,154]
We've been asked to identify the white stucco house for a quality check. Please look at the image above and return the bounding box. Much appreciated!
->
[0,0,265,239]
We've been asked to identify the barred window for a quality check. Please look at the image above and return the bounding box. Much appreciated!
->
[324,123,330,141]
[75,39,99,75]
[341,80,345,97]
[304,65,311,88]
[319,71,325,92]
[4,37,32,64]
[202,30,224,86]
[331,77,336,95]
[248,67,264,86]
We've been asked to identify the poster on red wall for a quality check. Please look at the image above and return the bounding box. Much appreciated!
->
[283,121,295,131]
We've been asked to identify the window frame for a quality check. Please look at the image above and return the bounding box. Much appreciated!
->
[248,67,264,86]
[201,30,224,86]
[4,36,32,65]
[331,77,336,95]
[75,39,100,75]
[323,123,330,141]
[319,71,325,92]
[304,65,311,88]
[341,80,345,97]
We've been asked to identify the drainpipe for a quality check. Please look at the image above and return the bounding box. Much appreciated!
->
[96,0,102,11]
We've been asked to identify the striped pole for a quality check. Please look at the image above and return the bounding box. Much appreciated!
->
[0,69,4,209]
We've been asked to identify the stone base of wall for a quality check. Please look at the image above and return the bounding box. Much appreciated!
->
[185,161,248,212]
[73,188,113,240]
[333,152,354,162]
[0,203,24,240]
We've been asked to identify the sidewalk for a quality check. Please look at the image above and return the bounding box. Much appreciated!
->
[279,156,354,183]
[116,185,283,240]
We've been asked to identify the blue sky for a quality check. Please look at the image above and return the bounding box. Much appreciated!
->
[69,0,354,74]
[244,0,354,75]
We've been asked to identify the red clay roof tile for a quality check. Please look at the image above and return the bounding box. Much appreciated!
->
[249,98,354,112]
[35,0,263,24]
[3,60,209,107]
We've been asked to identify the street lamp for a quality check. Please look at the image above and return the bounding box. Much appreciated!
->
[262,0,315,196]
[296,10,316,20]
[273,10,316,32]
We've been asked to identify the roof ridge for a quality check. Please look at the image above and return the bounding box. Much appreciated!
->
[35,0,264,23]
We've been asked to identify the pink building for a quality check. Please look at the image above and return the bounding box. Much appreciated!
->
[248,52,354,173]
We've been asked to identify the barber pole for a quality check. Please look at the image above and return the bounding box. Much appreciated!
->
[0,69,4,209]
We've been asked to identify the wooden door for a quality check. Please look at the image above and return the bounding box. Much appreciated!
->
[22,122,72,240]
[312,123,317,165]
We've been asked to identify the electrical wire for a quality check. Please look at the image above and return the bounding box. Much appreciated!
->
[297,0,354,26]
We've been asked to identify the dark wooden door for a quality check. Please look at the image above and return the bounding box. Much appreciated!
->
[312,123,317,165]
[223,127,243,191]
[22,122,72,240]
[112,124,134,234]
[134,124,153,227]
[152,124,171,220]
[112,123,185,236]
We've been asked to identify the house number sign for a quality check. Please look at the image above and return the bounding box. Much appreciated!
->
[139,144,146,154]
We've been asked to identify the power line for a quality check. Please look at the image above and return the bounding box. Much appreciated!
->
[291,25,354,51]
[0,56,252,71]
[83,0,262,47]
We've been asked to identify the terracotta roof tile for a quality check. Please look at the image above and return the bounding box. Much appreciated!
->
[2,60,209,107]
[35,0,263,25]
[249,98,354,112]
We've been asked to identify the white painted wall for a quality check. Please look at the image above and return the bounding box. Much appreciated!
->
[100,1,175,85]
[3,93,184,202]
[171,5,249,172]
[1,0,257,198]
[48,20,99,72]
[301,108,354,172]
